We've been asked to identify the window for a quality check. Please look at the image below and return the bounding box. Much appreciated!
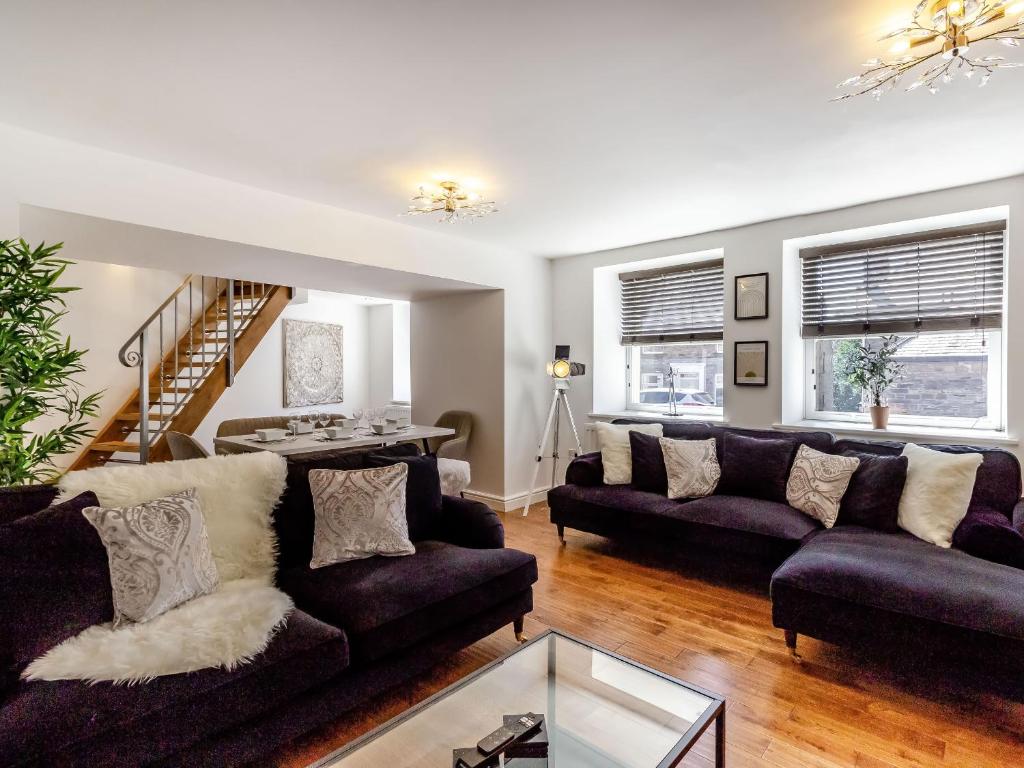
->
[628,342,724,414]
[619,259,725,416]
[801,222,1005,430]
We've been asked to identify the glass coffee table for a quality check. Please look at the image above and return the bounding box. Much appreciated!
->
[309,629,726,768]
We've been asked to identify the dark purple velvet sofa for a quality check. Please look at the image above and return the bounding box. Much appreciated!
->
[1,444,537,768]
[548,421,1024,667]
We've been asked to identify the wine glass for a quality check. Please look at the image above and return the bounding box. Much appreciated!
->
[353,408,364,430]
[318,411,331,429]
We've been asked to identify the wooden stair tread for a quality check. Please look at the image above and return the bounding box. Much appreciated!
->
[89,441,142,453]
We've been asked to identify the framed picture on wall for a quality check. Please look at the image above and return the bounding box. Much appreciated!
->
[734,272,768,320]
[734,341,768,387]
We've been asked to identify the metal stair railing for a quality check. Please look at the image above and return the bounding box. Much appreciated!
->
[117,276,270,463]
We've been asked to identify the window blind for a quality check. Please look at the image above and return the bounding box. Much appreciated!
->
[800,222,1005,338]
[619,259,724,345]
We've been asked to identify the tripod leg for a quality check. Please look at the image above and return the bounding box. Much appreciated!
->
[561,391,584,456]
[524,391,560,518]
[550,397,561,495]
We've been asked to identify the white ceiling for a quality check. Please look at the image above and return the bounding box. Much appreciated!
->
[2,1,1022,258]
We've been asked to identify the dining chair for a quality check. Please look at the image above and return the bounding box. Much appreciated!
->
[165,431,211,460]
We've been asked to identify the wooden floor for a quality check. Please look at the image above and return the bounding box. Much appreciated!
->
[270,507,1024,768]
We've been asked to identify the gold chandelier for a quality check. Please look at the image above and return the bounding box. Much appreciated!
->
[401,180,497,223]
[834,0,1024,100]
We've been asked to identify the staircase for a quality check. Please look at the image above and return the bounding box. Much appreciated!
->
[71,276,291,470]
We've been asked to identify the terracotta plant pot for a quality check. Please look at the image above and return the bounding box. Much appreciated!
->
[870,405,889,429]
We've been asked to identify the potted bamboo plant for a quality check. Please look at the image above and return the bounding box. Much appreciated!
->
[843,335,905,429]
[0,239,102,485]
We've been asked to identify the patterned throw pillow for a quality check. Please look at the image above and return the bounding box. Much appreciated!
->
[660,438,721,499]
[309,463,415,568]
[785,445,860,528]
[83,488,219,626]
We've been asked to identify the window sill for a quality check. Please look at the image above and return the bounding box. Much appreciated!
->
[773,420,1018,446]
[589,411,729,424]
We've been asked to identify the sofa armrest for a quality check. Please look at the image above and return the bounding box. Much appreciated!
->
[436,495,504,549]
[1014,499,1024,536]
[565,452,604,487]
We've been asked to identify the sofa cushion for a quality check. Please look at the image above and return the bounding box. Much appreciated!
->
[953,506,1024,570]
[629,431,668,495]
[0,492,111,696]
[275,443,420,568]
[365,453,443,541]
[670,495,821,541]
[718,432,798,503]
[661,437,720,499]
[0,485,59,527]
[279,541,537,663]
[0,609,348,767]
[832,438,1021,519]
[836,451,907,532]
[612,421,834,462]
[548,484,819,542]
[771,526,1024,641]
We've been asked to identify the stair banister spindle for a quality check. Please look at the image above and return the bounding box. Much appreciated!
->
[138,328,149,465]
[227,278,236,386]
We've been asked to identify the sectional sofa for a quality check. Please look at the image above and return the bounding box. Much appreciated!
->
[548,421,1024,668]
[2,443,538,767]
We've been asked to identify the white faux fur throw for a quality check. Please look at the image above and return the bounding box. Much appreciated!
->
[40,451,292,683]
[24,579,293,684]
[58,450,287,582]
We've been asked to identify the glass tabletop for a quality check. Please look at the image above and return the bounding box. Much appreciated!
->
[310,630,724,768]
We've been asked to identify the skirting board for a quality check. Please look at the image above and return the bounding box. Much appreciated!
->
[463,486,552,513]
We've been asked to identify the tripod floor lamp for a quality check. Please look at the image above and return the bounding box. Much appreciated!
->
[523,346,585,517]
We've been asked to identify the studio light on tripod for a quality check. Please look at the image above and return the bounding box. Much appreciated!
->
[524,345,586,518]
[545,345,586,380]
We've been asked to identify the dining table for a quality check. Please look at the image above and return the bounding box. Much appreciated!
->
[212,424,455,458]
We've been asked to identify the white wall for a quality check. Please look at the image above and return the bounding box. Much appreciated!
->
[411,291,505,496]
[0,123,551,500]
[367,304,395,407]
[552,175,1024,460]
[194,290,373,451]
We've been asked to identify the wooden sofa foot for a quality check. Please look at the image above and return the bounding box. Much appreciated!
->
[557,524,566,545]
[513,616,527,643]
[784,630,801,662]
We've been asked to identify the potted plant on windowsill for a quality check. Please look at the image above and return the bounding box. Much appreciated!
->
[842,335,905,429]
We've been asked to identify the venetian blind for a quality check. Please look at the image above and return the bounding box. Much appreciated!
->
[800,222,1005,338]
[619,259,724,345]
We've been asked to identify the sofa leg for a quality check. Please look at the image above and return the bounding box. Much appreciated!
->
[513,616,526,643]
[784,630,801,662]
[557,524,566,545]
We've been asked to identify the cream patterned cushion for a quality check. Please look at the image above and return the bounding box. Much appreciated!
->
[594,422,664,485]
[660,438,721,499]
[309,463,415,568]
[785,445,860,528]
[83,487,219,626]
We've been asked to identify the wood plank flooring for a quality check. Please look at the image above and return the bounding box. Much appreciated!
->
[269,507,1024,767]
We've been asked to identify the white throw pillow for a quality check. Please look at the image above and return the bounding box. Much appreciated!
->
[660,438,720,499]
[785,445,860,528]
[898,443,983,547]
[309,463,415,567]
[593,422,664,485]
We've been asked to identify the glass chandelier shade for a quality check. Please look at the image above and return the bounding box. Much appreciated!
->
[401,180,497,223]
[834,0,1024,101]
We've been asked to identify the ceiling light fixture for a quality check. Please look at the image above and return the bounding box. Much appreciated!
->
[401,180,497,223]
[834,0,1024,100]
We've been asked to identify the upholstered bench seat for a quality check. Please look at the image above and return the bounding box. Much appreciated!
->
[437,457,471,496]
